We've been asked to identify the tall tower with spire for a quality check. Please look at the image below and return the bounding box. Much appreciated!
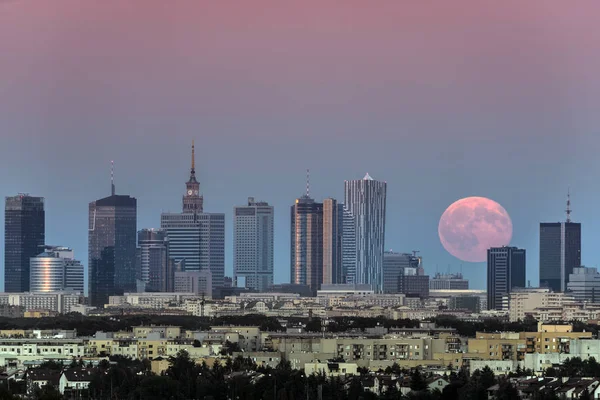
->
[183,141,204,214]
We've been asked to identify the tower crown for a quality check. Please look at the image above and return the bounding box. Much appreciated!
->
[183,140,203,213]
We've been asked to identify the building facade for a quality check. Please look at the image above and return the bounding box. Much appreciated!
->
[233,197,274,291]
[138,229,170,292]
[322,198,343,286]
[290,195,323,293]
[4,195,45,292]
[429,273,469,290]
[160,144,225,292]
[540,222,581,292]
[30,247,84,293]
[382,252,420,294]
[174,270,212,298]
[487,246,526,310]
[88,192,137,307]
[566,267,600,303]
[343,174,387,292]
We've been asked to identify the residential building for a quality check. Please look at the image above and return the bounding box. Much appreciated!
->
[487,246,526,310]
[138,229,170,292]
[506,288,576,322]
[322,198,344,285]
[343,174,387,292]
[540,218,581,292]
[566,267,600,303]
[88,179,137,306]
[233,197,274,291]
[30,246,84,293]
[0,292,82,313]
[383,252,420,294]
[290,191,323,293]
[5,195,45,292]
[429,273,469,290]
[160,143,225,292]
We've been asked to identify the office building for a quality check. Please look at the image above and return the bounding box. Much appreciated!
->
[382,251,421,294]
[5,195,45,292]
[429,273,469,290]
[138,229,170,292]
[1,292,82,314]
[566,267,600,303]
[448,296,481,313]
[540,223,581,293]
[487,246,526,310]
[322,198,343,285]
[88,176,137,306]
[290,191,323,294]
[233,197,274,291]
[174,269,212,298]
[160,143,225,292]
[343,174,387,292]
[30,246,84,293]
[341,208,356,284]
[397,265,429,299]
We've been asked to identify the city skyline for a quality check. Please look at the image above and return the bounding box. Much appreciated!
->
[2,1,600,291]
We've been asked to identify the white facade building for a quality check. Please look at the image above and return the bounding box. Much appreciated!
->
[233,198,274,291]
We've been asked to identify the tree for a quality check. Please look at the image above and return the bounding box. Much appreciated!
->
[33,384,62,400]
[410,368,428,392]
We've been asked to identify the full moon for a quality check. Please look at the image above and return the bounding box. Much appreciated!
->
[438,197,513,263]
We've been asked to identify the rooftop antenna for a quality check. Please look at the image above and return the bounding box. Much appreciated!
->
[111,161,115,196]
[306,169,310,198]
[566,188,572,223]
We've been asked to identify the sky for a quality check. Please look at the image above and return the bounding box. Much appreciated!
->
[1,0,600,291]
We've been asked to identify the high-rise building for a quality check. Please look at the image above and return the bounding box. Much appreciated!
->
[487,246,526,310]
[233,197,274,291]
[160,143,225,292]
[88,174,137,307]
[397,261,429,298]
[290,192,323,294]
[344,173,387,292]
[138,229,170,292]
[382,251,421,294]
[429,273,469,290]
[4,195,45,292]
[322,198,343,285]
[30,246,84,293]
[540,224,581,292]
[174,269,212,297]
[566,267,600,303]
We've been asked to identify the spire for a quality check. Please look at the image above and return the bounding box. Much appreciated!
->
[111,160,115,196]
[306,169,310,198]
[566,188,572,223]
[191,140,196,175]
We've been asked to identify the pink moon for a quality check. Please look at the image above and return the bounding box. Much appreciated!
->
[438,197,513,263]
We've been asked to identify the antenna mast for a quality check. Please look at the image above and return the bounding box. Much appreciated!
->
[306,169,310,197]
[111,161,115,196]
[566,189,572,223]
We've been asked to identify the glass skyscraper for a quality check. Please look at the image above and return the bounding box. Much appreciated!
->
[4,195,45,292]
[233,197,274,291]
[487,246,526,310]
[30,246,84,293]
[290,195,323,294]
[322,198,344,285]
[540,222,581,292]
[343,173,387,293]
[138,229,170,292]
[88,192,137,306]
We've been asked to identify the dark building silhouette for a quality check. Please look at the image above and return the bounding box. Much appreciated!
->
[487,246,526,310]
[138,229,170,292]
[449,296,481,313]
[383,251,421,294]
[88,176,137,306]
[540,222,581,292]
[4,195,45,292]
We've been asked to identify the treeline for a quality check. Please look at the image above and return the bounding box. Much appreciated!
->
[0,353,531,400]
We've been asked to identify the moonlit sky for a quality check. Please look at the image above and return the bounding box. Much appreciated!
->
[1,0,600,291]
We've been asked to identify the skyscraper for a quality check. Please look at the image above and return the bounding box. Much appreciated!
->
[322,198,343,285]
[233,197,274,291]
[30,246,84,293]
[4,195,45,292]
[138,229,170,292]
[382,251,420,294]
[88,172,137,306]
[487,246,526,310]
[160,143,225,293]
[343,173,387,293]
[290,192,323,294]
